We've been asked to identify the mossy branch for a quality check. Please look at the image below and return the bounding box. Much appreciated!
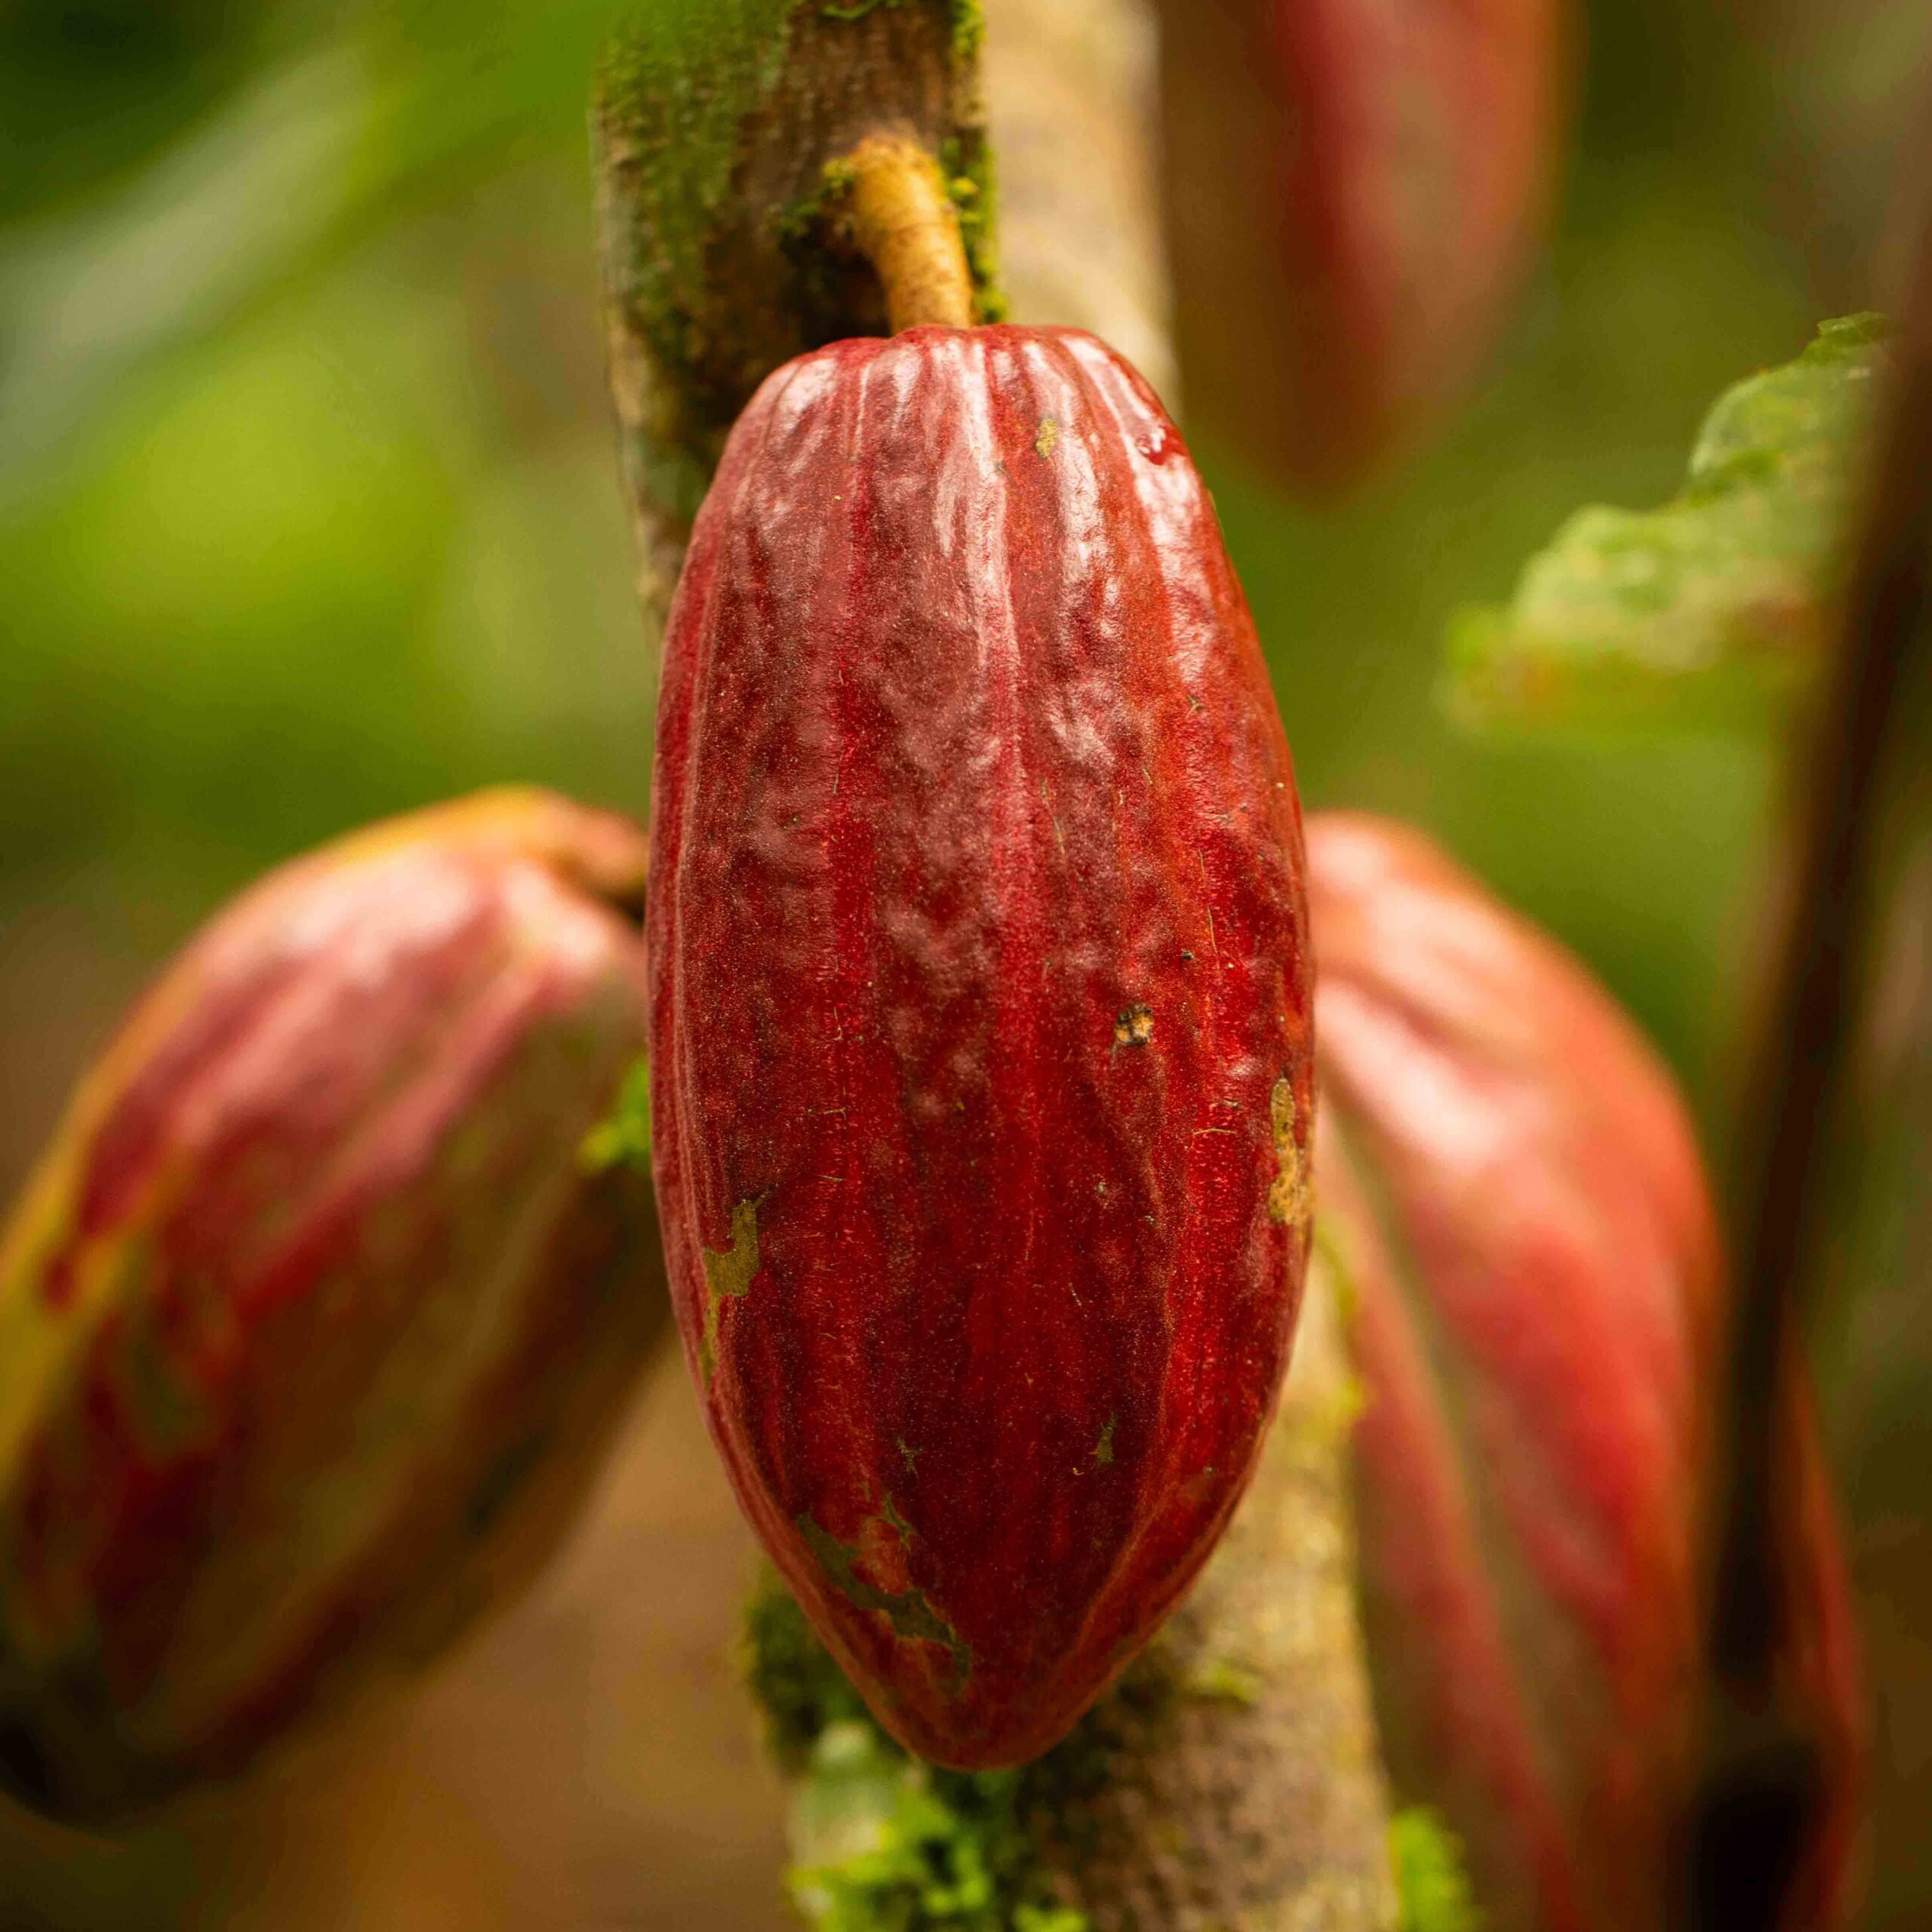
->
[593,0,994,624]
[592,0,1178,627]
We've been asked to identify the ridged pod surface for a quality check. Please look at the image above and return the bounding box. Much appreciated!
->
[1309,814,1866,1932]
[651,325,1314,1769]
[0,789,666,1820]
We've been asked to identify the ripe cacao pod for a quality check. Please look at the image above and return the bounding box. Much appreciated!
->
[0,789,666,1820]
[1161,0,1570,496]
[1309,813,1866,1932]
[651,325,1315,1770]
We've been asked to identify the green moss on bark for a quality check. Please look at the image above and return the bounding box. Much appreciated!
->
[940,133,1001,321]
[745,1576,1104,1930]
[745,1573,1462,1932]
[595,0,998,565]
[597,0,797,375]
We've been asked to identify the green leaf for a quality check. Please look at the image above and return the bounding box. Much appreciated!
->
[1444,314,1893,737]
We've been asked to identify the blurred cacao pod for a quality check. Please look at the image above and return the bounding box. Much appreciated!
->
[0,789,666,1820]
[651,324,1315,1770]
[1159,0,1571,497]
[1309,813,1866,1931]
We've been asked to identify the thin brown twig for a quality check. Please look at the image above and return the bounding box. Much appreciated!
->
[1684,118,1932,1932]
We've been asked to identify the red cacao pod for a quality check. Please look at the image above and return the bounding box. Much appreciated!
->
[1161,0,1570,496]
[650,325,1315,1770]
[0,789,666,1820]
[1309,813,1865,1932]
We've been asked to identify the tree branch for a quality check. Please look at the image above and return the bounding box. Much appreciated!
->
[980,0,1177,407]
[1684,106,1932,1932]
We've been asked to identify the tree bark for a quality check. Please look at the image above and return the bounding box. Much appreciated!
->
[980,0,1177,407]
[593,0,990,629]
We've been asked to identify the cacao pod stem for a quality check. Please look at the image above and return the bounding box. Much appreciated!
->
[844,132,976,331]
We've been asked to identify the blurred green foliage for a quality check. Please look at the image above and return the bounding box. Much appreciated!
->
[1,0,1929,1924]
[1446,313,1889,738]
[1,0,651,930]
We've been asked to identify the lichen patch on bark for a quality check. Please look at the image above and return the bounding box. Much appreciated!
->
[594,0,998,625]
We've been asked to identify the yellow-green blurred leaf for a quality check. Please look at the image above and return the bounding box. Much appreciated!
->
[1445,314,1892,736]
